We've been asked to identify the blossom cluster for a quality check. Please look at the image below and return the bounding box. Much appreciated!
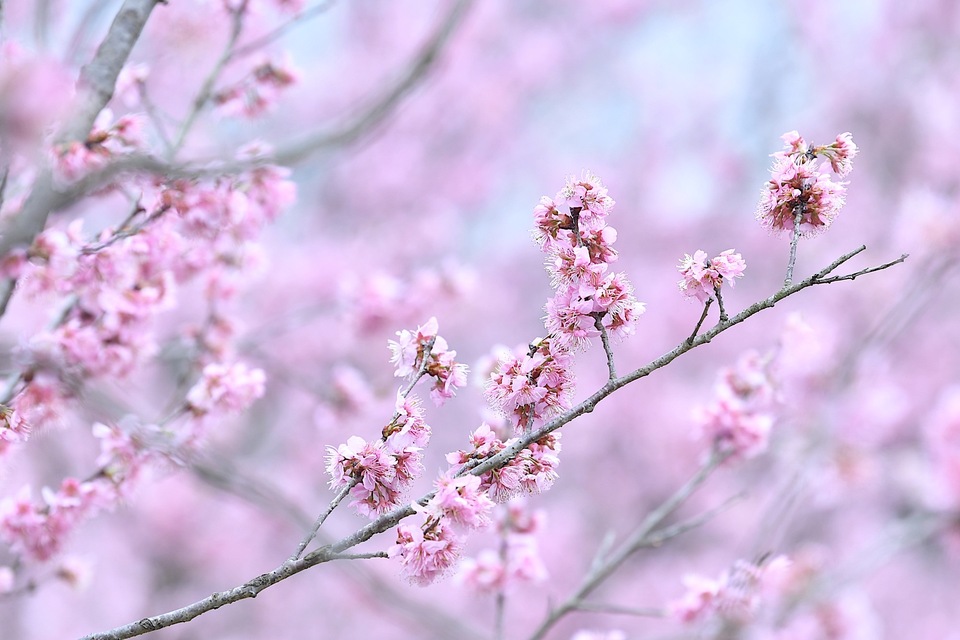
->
[668,555,791,625]
[327,389,434,518]
[446,422,562,502]
[696,349,778,460]
[390,470,498,585]
[677,249,746,304]
[535,172,644,350]
[457,497,547,593]
[0,423,152,565]
[214,56,299,119]
[485,337,575,432]
[5,148,292,443]
[54,109,145,182]
[388,316,468,406]
[756,131,858,237]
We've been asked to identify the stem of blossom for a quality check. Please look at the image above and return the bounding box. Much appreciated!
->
[80,247,907,640]
[714,286,728,323]
[686,298,713,345]
[525,450,726,640]
[593,314,617,380]
[169,2,247,157]
[291,480,357,561]
[783,207,804,288]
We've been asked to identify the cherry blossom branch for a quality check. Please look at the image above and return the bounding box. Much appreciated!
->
[470,246,905,486]
[0,0,162,259]
[79,246,904,640]
[191,458,489,640]
[292,337,437,560]
[290,482,355,561]
[0,0,473,240]
[80,205,169,254]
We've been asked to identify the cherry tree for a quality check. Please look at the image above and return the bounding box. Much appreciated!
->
[0,2,957,639]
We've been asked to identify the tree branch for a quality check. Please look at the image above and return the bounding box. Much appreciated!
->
[79,245,906,640]
[0,0,163,260]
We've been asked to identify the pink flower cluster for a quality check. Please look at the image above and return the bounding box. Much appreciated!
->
[186,361,266,417]
[327,392,431,517]
[0,405,30,445]
[391,464,499,585]
[668,556,790,625]
[214,56,299,119]
[535,172,644,350]
[696,350,778,460]
[457,498,547,593]
[485,337,575,432]
[756,131,858,237]
[388,317,468,406]
[389,520,463,586]
[677,249,746,303]
[446,423,562,502]
[0,421,153,564]
[54,109,145,182]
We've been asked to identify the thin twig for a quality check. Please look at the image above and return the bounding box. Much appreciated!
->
[569,602,666,618]
[137,82,174,155]
[169,3,247,156]
[686,298,713,345]
[525,450,727,640]
[292,336,436,560]
[714,286,728,322]
[593,314,617,380]
[273,0,473,165]
[291,481,356,561]
[228,0,339,60]
[783,208,803,288]
[810,253,909,285]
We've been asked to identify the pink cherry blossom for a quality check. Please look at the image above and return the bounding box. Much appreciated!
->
[186,362,266,416]
[421,474,495,531]
[756,132,855,237]
[389,521,463,586]
[677,249,746,302]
